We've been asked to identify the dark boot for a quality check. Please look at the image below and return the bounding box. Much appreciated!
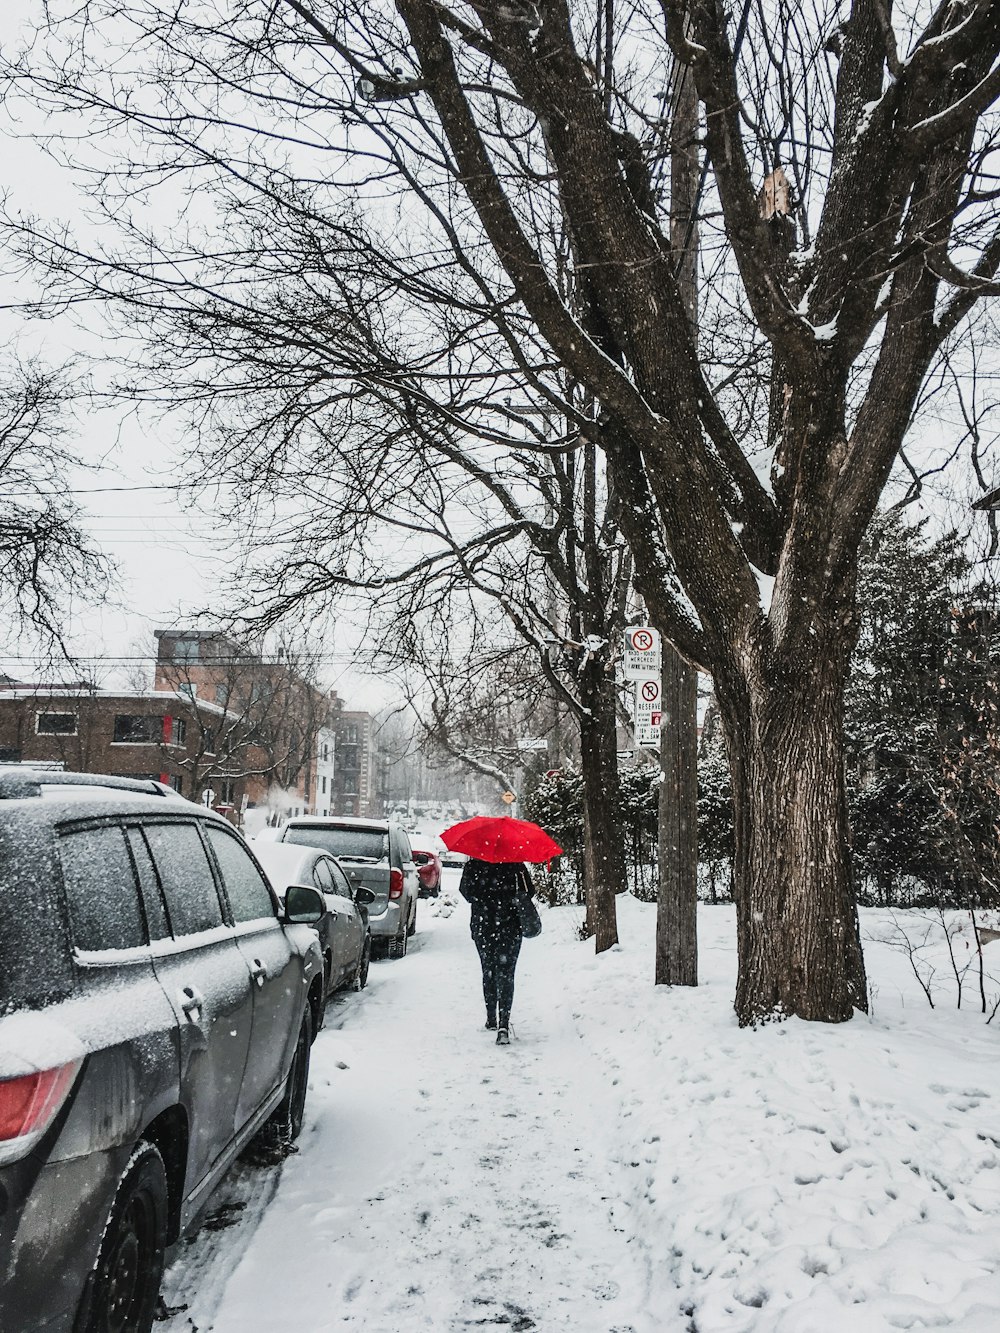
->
[496,1027,510,1045]
[485,1011,497,1030]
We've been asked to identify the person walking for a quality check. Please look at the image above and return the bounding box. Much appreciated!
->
[459,857,533,1045]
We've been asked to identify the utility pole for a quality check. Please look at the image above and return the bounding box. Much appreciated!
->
[655,29,699,988]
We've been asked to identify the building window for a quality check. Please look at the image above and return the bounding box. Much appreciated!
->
[170,718,187,746]
[169,775,184,794]
[343,775,358,795]
[345,724,359,744]
[219,778,236,805]
[215,684,230,708]
[36,712,77,736]
[173,638,200,662]
[322,743,329,762]
[321,776,327,794]
[178,682,198,699]
[113,715,163,744]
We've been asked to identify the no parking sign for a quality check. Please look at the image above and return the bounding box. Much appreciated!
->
[622,626,662,680]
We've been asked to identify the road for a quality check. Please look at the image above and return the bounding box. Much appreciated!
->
[157,870,657,1332]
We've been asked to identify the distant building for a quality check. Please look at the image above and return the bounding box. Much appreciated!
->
[314,726,336,817]
[332,711,388,818]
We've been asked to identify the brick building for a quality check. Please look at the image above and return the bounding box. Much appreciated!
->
[153,629,341,820]
[0,685,251,819]
[0,635,357,825]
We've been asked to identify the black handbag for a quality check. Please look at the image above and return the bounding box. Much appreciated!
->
[516,891,542,939]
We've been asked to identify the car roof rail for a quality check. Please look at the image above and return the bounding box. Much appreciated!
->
[0,769,176,801]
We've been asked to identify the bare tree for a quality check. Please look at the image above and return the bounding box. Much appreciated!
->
[155,633,335,805]
[6,2,1000,1022]
[0,360,110,653]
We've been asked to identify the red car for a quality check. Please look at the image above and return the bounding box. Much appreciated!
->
[410,838,443,897]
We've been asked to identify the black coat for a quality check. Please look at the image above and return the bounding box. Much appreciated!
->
[459,859,531,944]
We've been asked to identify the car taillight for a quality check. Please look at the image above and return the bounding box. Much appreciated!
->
[0,1061,81,1162]
[388,868,404,899]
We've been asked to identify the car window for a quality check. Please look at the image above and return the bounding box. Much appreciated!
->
[206,827,276,924]
[0,820,73,1012]
[397,830,413,862]
[327,860,352,897]
[126,827,171,941]
[313,858,335,892]
[283,826,388,862]
[145,822,223,936]
[59,824,146,952]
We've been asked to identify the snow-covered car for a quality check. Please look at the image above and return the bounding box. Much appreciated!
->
[439,847,469,870]
[410,837,443,897]
[278,817,419,959]
[0,769,326,1333]
[253,842,373,996]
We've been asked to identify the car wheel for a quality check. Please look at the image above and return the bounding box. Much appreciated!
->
[79,1142,168,1333]
[258,1008,312,1148]
[387,925,408,959]
[407,901,417,938]
[353,936,371,991]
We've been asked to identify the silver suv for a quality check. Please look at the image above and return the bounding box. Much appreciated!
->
[278,817,420,958]
[0,770,325,1333]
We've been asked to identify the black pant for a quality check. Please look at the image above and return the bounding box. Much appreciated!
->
[474,928,522,1027]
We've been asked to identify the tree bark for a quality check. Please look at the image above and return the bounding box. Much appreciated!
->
[579,660,624,951]
[656,648,699,983]
[718,649,868,1024]
[654,14,700,987]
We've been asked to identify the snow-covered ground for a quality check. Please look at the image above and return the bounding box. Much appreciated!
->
[160,875,1000,1331]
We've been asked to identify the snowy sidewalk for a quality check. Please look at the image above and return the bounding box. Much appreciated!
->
[168,878,657,1332]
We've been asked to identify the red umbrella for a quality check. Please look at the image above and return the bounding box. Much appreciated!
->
[440,815,562,865]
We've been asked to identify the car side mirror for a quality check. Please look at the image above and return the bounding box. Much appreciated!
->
[284,883,324,924]
[355,886,376,906]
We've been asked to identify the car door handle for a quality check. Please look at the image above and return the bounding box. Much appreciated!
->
[250,959,268,988]
[180,985,204,1019]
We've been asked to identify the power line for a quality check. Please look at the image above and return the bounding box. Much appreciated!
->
[0,655,363,665]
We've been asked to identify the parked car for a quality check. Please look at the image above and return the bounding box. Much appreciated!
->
[253,842,374,996]
[278,816,419,958]
[0,770,326,1333]
[409,837,443,897]
[439,847,469,870]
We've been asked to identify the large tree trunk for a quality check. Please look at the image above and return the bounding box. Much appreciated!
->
[654,8,700,988]
[718,651,868,1025]
[656,646,698,984]
[579,662,624,951]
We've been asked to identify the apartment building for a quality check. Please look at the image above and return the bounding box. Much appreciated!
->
[153,629,341,819]
[0,684,251,820]
[333,711,388,818]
